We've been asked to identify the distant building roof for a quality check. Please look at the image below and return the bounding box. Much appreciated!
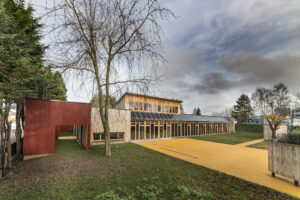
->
[115,92,183,106]
[131,111,232,123]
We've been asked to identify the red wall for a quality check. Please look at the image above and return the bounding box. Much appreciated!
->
[23,99,91,156]
[59,126,73,133]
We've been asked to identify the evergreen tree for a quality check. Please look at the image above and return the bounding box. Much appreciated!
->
[193,107,201,116]
[36,66,67,101]
[0,0,36,174]
[232,94,253,123]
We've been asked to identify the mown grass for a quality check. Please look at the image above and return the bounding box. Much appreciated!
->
[192,130,263,145]
[0,140,297,200]
[248,141,269,150]
[58,132,74,137]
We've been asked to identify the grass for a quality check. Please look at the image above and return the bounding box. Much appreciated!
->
[0,139,297,200]
[192,131,263,145]
[58,132,74,137]
[247,141,269,150]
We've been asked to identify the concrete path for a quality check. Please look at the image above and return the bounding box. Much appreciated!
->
[137,138,300,198]
[235,138,265,147]
[58,136,77,140]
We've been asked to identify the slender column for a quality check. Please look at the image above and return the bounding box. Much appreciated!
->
[135,122,137,140]
[158,122,160,139]
[181,122,183,137]
[170,122,172,138]
[144,121,146,140]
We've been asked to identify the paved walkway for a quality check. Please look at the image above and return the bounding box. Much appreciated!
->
[136,138,300,198]
[235,138,265,147]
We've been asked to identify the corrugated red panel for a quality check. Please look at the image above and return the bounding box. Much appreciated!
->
[23,99,91,156]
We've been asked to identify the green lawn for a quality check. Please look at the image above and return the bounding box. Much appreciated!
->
[247,141,269,150]
[192,131,263,145]
[58,132,74,137]
[0,139,296,200]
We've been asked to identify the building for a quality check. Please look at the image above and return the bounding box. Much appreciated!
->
[91,92,235,144]
[23,92,235,158]
[249,116,264,124]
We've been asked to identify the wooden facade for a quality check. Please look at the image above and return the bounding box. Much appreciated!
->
[115,92,182,114]
[130,120,233,141]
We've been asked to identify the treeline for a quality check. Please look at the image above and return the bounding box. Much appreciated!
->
[0,0,66,177]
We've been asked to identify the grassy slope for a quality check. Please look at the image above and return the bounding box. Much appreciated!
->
[192,131,263,145]
[0,140,296,200]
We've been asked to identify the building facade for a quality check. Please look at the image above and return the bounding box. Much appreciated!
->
[91,93,235,144]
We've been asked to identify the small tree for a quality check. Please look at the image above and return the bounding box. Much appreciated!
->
[232,94,253,123]
[252,83,290,140]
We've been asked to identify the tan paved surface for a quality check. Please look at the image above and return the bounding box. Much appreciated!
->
[137,138,300,198]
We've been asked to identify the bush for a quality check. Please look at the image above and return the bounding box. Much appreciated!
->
[278,134,300,145]
[236,124,263,133]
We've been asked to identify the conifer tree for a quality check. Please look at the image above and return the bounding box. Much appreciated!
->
[232,94,253,123]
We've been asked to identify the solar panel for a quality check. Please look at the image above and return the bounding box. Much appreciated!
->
[130,111,231,123]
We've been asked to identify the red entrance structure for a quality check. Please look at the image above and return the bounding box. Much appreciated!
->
[23,98,91,156]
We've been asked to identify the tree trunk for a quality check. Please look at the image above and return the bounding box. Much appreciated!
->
[271,129,276,141]
[104,123,111,157]
[1,100,12,177]
[15,99,23,160]
[0,99,3,177]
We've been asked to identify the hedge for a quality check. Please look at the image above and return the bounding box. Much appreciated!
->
[278,134,300,145]
[236,123,263,133]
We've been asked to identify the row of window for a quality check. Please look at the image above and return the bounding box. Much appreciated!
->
[93,132,125,141]
[130,120,230,140]
[129,101,179,113]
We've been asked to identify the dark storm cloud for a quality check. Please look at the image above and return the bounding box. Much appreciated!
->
[191,72,237,94]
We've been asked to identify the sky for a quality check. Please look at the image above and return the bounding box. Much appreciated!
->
[26,0,300,114]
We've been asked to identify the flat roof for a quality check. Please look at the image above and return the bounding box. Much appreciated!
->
[115,92,183,106]
[26,98,91,105]
[131,111,233,123]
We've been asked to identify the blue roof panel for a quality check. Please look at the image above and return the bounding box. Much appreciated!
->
[131,112,232,123]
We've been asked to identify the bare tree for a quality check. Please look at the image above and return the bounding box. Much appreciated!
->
[49,0,173,156]
[252,83,290,140]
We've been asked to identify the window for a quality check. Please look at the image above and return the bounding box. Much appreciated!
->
[162,105,165,112]
[139,102,143,111]
[153,104,157,112]
[129,101,133,109]
[149,104,152,112]
[93,132,105,141]
[144,103,148,111]
[158,105,161,112]
[174,107,178,113]
[94,132,125,141]
[93,132,100,140]
[169,106,173,113]
[110,132,125,140]
[166,106,168,113]
[134,102,138,110]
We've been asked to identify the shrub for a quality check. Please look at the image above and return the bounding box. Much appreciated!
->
[278,134,300,145]
[236,124,263,133]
